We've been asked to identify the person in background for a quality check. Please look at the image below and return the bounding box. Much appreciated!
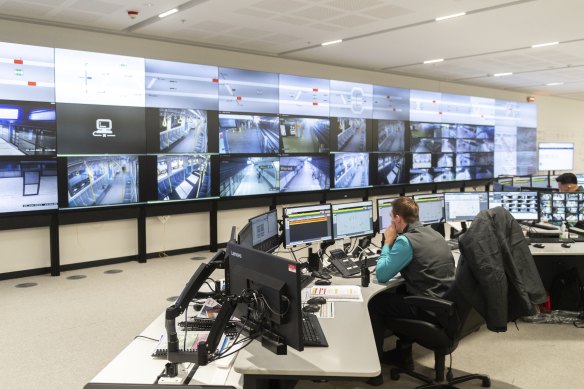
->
[366,196,455,386]
[556,173,584,192]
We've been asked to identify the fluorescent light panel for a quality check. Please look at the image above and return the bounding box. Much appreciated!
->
[321,39,342,46]
[423,58,444,64]
[159,8,178,18]
[493,72,513,77]
[546,82,564,86]
[531,41,559,48]
[435,12,466,21]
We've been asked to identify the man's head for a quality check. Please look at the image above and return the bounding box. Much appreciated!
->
[391,196,419,233]
[556,173,578,192]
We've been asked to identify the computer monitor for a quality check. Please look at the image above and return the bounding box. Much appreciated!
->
[497,176,513,186]
[226,240,304,351]
[577,174,584,186]
[489,191,539,221]
[377,196,399,231]
[512,176,531,188]
[332,200,374,240]
[538,142,574,171]
[249,209,279,251]
[443,192,489,222]
[283,204,333,247]
[531,175,549,188]
[412,193,444,225]
[539,192,583,223]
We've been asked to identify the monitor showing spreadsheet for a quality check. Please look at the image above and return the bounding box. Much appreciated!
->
[283,204,332,247]
[412,194,444,225]
[332,200,374,240]
[443,192,488,222]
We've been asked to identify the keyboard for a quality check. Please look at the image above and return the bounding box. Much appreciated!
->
[526,237,575,244]
[300,274,315,289]
[302,312,328,347]
[328,249,360,276]
[533,223,560,231]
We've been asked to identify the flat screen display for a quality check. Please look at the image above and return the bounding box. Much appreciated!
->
[413,193,444,225]
[376,120,405,152]
[372,85,409,120]
[531,175,549,188]
[156,154,211,201]
[57,103,146,154]
[250,209,279,248]
[333,117,369,152]
[376,153,406,185]
[0,158,58,213]
[144,59,218,110]
[279,156,329,192]
[444,192,488,222]
[333,152,369,189]
[539,192,583,223]
[283,203,332,247]
[219,156,279,197]
[489,191,538,221]
[66,155,139,208]
[278,74,330,117]
[55,48,145,106]
[0,99,56,156]
[279,116,330,153]
[377,196,399,231]
[218,113,279,154]
[330,80,373,119]
[332,200,374,240]
[0,42,55,102]
[538,143,574,171]
[150,108,209,153]
[218,67,279,114]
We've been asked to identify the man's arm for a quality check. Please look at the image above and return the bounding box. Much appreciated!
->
[375,235,413,283]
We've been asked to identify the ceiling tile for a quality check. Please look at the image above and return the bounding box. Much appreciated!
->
[327,14,377,27]
[252,0,308,13]
[273,15,312,26]
[359,4,414,19]
[308,23,344,32]
[69,0,122,14]
[236,7,275,19]
[292,5,345,21]
[228,27,272,40]
[0,1,52,17]
[325,0,382,11]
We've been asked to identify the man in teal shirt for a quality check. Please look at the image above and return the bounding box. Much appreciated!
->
[367,197,455,386]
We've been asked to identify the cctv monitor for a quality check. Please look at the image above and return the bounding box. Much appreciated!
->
[249,209,280,252]
[331,200,374,240]
[488,191,539,221]
[531,175,549,189]
[377,196,399,232]
[227,240,304,351]
[443,192,488,222]
[412,193,444,225]
[283,203,332,247]
[538,143,574,171]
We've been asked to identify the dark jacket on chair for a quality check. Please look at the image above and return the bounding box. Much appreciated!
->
[456,206,547,332]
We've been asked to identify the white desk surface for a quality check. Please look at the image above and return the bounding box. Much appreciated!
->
[88,269,401,387]
[528,242,584,256]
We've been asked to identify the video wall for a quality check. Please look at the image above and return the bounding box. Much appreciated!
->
[0,41,537,214]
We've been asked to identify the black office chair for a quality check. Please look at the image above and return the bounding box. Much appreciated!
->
[385,284,491,388]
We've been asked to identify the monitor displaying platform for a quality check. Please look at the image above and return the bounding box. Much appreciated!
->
[283,204,332,247]
[331,200,374,240]
[489,191,538,221]
[376,196,399,231]
[413,193,444,225]
[444,192,488,222]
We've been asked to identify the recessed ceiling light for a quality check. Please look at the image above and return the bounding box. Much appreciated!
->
[321,39,342,46]
[493,72,513,77]
[531,41,559,48]
[423,58,444,64]
[435,12,466,21]
[546,82,564,86]
[159,8,178,18]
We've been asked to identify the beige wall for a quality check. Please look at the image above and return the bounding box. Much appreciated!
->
[0,18,582,273]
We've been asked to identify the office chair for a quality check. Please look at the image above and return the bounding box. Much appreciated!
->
[384,284,491,388]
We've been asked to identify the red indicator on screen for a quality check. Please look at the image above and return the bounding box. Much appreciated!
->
[313,102,318,106]
[27,81,37,86]
[14,59,23,64]
[313,88,318,92]
[212,78,219,83]
[236,96,242,101]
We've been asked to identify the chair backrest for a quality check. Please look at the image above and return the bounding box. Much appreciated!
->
[441,283,485,340]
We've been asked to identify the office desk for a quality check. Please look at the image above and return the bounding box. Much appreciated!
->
[529,242,584,291]
[87,272,402,389]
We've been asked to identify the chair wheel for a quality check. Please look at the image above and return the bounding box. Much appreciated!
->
[482,377,491,387]
[390,370,400,381]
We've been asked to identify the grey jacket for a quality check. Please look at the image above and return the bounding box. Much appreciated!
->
[456,206,547,332]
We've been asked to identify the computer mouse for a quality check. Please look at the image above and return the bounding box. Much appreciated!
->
[311,271,332,279]
[533,243,545,248]
[561,243,571,248]
[302,304,321,313]
[307,297,326,305]
[315,279,331,286]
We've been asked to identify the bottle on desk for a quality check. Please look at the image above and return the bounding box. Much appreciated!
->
[560,222,569,240]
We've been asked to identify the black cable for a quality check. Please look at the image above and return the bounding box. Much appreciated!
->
[134,335,160,342]
[183,304,189,351]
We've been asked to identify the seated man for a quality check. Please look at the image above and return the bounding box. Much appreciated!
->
[555,172,584,192]
[367,196,455,386]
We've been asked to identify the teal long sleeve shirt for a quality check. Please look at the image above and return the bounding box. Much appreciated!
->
[375,235,413,283]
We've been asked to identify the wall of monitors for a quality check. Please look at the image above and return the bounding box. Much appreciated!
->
[0,40,538,213]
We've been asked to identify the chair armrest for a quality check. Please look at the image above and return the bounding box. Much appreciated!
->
[403,296,455,316]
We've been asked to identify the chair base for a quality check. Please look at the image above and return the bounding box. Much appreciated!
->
[390,367,491,389]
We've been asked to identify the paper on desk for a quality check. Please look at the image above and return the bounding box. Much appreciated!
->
[305,285,363,302]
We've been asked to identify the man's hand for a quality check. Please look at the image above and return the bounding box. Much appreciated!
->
[384,221,398,245]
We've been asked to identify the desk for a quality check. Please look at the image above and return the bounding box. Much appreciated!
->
[529,242,584,291]
[86,271,403,389]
